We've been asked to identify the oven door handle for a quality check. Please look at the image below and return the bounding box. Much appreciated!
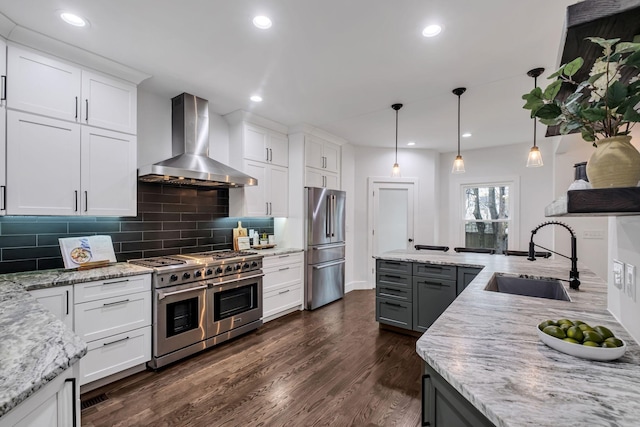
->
[212,273,264,285]
[158,285,207,300]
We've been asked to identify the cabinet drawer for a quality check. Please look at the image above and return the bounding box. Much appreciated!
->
[79,326,151,386]
[376,298,412,330]
[377,272,412,288]
[74,274,151,304]
[264,263,303,292]
[413,263,456,280]
[377,259,412,275]
[262,252,304,269]
[376,283,412,303]
[263,283,302,319]
[75,291,151,342]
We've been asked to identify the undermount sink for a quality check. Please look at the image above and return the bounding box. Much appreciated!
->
[484,275,571,301]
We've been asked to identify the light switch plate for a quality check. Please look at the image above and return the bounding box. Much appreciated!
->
[613,260,624,289]
[625,263,636,302]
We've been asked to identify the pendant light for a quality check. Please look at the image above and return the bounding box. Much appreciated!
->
[451,88,466,174]
[526,67,545,167]
[391,103,403,177]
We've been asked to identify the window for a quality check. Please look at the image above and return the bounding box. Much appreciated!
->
[462,183,511,254]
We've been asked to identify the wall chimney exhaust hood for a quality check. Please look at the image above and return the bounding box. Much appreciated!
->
[138,93,257,187]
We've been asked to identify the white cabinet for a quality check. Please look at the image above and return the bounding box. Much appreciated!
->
[262,252,304,322]
[29,286,74,330]
[226,111,289,217]
[7,45,137,134]
[6,111,136,216]
[299,134,341,190]
[0,39,6,215]
[0,364,80,427]
[74,275,152,386]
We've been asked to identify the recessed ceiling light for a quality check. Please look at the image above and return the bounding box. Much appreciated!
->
[250,95,263,102]
[60,12,87,27]
[253,16,272,29]
[462,133,472,138]
[407,142,416,146]
[422,24,442,37]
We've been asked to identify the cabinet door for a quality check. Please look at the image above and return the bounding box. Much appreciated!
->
[7,46,81,122]
[413,277,456,332]
[81,71,137,134]
[269,164,288,217]
[323,141,340,173]
[324,173,340,190]
[269,132,289,167]
[81,127,137,216]
[243,160,269,216]
[243,124,269,163]
[30,286,74,330]
[457,267,482,295]
[0,106,6,215]
[304,136,324,169]
[7,111,80,215]
[305,167,325,188]
[0,39,6,108]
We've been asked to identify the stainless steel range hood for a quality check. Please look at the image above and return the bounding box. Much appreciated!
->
[138,93,257,187]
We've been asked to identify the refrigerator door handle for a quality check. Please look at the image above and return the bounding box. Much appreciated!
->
[326,195,332,237]
[312,259,345,270]
[311,243,345,250]
[331,194,336,237]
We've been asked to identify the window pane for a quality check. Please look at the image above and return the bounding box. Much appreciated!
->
[464,221,508,253]
[464,186,509,220]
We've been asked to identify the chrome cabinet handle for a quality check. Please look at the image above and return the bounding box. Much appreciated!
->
[278,267,290,271]
[0,75,6,101]
[85,99,88,121]
[74,191,78,211]
[266,147,269,162]
[84,191,88,212]
[103,336,130,346]
[278,289,290,295]
[103,279,129,285]
[0,185,5,210]
[266,202,269,215]
[103,299,130,307]
[75,96,78,119]
[66,290,69,315]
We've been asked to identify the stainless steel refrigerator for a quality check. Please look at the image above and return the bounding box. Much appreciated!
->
[305,187,346,310]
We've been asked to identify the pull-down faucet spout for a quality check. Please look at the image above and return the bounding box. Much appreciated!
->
[528,221,580,290]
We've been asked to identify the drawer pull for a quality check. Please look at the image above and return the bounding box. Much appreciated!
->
[421,281,450,287]
[103,299,130,307]
[103,336,130,346]
[278,267,290,271]
[278,289,291,295]
[383,274,404,280]
[383,301,403,308]
[380,287,401,293]
[103,279,130,285]
[278,254,290,258]
[384,261,402,265]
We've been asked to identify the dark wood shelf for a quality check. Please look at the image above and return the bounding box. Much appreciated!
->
[545,187,640,217]
[546,0,640,137]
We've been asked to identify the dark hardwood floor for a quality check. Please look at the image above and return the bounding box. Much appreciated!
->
[81,290,422,427]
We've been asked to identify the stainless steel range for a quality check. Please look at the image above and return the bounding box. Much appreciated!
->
[128,250,263,369]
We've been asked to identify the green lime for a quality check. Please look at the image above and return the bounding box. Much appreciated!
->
[578,323,594,332]
[538,320,558,331]
[543,325,566,339]
[604,337,624,347]
[557,319,574,326]
[593,326,614,340]
[563,337,579,344]
[566,326,584,342]
[582,330,604,344]
[560,323,572,332]
[583,341,600,347]
[602,341,619,348]
[573,320,585,326]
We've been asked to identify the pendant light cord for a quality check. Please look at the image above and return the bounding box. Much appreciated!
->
[533,74,537,149]
[395,108,399,163]
[457,93,461,156]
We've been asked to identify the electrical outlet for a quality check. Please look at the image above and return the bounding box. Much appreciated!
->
[613,260,624,289]
[626,263,636,302]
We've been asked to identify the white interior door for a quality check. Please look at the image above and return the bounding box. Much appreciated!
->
[368,179,416,285]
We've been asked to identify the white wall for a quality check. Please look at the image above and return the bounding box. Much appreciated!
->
[341,144,357,291]
[438,142,554,253]
[137,89,230,167]
[352,147,439,287]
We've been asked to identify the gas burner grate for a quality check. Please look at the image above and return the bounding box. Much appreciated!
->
[193,250,258,260]
[128,257,186,268]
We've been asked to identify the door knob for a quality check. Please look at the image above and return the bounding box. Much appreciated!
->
[408,238,413,242]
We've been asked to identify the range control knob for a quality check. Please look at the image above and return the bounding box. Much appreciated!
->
[194,270,202,278]
[225,265,233,273]
[216,267,224,274]
[251,261,258,268]
[243,263,250,269]
[235,264,242,271]
[183,272,191,280]
[206,269,213,276]
[170,274,178,282]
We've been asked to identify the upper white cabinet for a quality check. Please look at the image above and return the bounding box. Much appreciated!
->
[305,135,340,174]
[6,111,137,216]
[226,110,289,217]
[1,39,7,215]
[7,46,137,134]
[290,128,343,190]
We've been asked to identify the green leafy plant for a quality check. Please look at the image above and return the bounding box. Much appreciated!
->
[522,37,640,145]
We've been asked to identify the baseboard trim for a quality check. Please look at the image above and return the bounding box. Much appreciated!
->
[346,280,373,293]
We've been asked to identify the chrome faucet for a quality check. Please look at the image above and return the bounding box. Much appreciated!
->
[528,221,580,290]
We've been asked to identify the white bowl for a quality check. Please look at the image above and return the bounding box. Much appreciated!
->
[536,327,626,361]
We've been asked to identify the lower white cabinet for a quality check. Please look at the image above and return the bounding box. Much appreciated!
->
[262,252,304,322]
[0,364,80,427]
[29,286,73,330]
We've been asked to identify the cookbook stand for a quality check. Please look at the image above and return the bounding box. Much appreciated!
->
[59,236,117,270]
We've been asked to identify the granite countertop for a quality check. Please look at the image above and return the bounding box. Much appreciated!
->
[251,247,304,257]
[0,263,153,418]
[377,250,640,427]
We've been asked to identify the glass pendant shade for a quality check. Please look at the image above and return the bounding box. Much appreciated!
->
[391,162,401,177]
[452,155,465,173]
[526,146,543,167]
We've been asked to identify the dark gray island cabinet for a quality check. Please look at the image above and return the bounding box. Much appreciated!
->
[375,259,481,333]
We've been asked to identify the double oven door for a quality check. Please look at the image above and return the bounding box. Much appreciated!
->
[206,274,263,339]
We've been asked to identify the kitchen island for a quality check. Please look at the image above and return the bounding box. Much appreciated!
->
[377,250,640,427]
[0,263,151,420]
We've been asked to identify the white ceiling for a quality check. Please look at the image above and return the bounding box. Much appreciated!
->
[0,0,576,152]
